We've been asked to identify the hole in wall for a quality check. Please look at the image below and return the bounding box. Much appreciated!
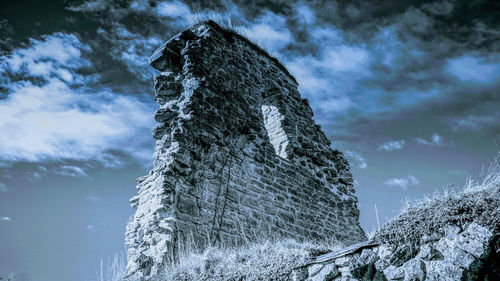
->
[261,105,289,159]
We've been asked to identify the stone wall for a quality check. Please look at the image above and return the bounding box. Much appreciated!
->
[293,223,498,281]
[125,21,366,280]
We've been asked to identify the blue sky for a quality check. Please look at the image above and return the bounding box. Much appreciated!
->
[0,0,499,280]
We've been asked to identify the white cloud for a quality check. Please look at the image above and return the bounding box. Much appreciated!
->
[0,79,153,165]
[0,217,12,221]
[416,133,445,146]
[397,8,434,34]
[317,96,352,113]
[286,44,370,102]
[97,27,163,81]
[453,115,498,131]
[422,1,454,15]
[2,33,90,85]
[33,172,42,180]
[287,44,370,94]
[87,222,105,232]
[56,165,87,177]
[321,46,370,73]
[156,1,191,21]
[239,11,293,52]
[310,26,344,46]
[377,140,406,151]
[446,55,500,84]
[287,57,331,94]
[344,150,367,169]
[86,195,102,203]
[449,169,469,177]
[0,33,154,167]
[0,183,7,192]
[129,0,149,12]
[67,0,109,12]
[31,166,48,180]
[285,21,371,120]
[295,4,316,25]
[384,174,420,190]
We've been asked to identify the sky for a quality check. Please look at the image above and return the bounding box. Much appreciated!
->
[0,0,499,280]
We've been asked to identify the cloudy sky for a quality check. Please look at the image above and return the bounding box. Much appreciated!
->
[0,0,499,280]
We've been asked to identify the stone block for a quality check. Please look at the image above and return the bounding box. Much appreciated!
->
[360,248,378,265]
[375,259,390,271]
[308,264,338,281]
[389,245,416,267]
[435,238,475,268]
[425,260,463,281]
[335,256,351,267]
[401,259,425,281]
[308,264,325,277]
[454,222,492,257]
[378,245,393,260]
[383,265,404,280]
[292,267,309,281]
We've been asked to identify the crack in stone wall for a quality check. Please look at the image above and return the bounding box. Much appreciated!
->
[125,20,366,280]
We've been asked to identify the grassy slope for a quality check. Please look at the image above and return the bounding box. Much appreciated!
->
[375,161,500,244]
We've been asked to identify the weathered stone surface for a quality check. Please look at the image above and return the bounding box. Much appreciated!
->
[352,262,377,280]
[389,245,416,267]
[383,265,404,280]
[377,245,393,260]
[338,266,354,277]
[443,225,461,240]
[375,259,390,271]
[360,249,378,265]
[293,267,309,281]
[419,233,441,244]
[334,277,358,281]
[454,222,492,257]
[308,264,339,281]
[308,264,326,277]
[415,243,443,261]
[435,238,475,268]
[401,259,425,281]
[125,20,366,280]
[425,260,463,281]
[335,256,351,267]
[315,241,378,264]
[373,271,389,281]
[295,224,496,281]
[463,234,500,280]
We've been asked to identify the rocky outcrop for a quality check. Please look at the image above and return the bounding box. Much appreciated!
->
[293,223,499,281]
[125,21,365,280]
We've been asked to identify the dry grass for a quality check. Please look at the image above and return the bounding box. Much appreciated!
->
[158,238,337,281]
[104,218,340,281]
[187,12,286,67]
[96,253,126,281]
[0,273,15,281]
[375,158,500,245]
[188,11,243,30]
[156,220,340,281]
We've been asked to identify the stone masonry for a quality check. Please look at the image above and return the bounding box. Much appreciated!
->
[293,223,498,281]
[125,21,366,280]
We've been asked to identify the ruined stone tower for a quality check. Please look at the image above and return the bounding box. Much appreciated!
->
[125,21,366,280]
